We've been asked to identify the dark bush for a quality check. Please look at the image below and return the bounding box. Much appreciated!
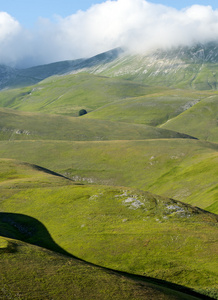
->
[79,109,87,116]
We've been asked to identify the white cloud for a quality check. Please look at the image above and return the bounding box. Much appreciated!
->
[1,0,218,67]
[0,12,20,40]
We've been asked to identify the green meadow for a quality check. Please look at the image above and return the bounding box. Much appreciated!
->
[0,51,218,299]
[0,73,163,115]
[0,107,194,141]
[0,73,217,142]
[0,159,217,299]
[161,95,218,142]
[0,139,217,213]
[0,237,210,300]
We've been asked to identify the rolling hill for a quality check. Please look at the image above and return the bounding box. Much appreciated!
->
[0,73,166,115]
[0,158,217,299]
[0,139,217,213]
[0,72,217,142]
[160,95,218,142]
[0,107,195,141]
[0,43,217,299]
[2,236,208,300]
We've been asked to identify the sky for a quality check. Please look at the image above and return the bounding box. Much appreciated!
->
[0,0,218,67]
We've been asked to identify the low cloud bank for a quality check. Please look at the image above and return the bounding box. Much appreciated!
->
[1,0,218,68]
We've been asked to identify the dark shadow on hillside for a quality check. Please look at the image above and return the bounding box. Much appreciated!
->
[22,162,84,184]
[24,163,72,180]
[112,270,215,300]
[0,212,75,257]
[0,212,215,300]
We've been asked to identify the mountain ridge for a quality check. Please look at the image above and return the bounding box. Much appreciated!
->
[0,48,123,89]
[1,42,218,90]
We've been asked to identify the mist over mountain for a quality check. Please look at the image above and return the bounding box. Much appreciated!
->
[1,0,218,68]
[1,42,218,90]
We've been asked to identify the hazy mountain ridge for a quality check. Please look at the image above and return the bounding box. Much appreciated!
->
[0,48,123,90]
[1,43,218,90]
[89,43,218,90]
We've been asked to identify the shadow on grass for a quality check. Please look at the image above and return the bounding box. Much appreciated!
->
[0,212,75,257]
[0,212,215,300]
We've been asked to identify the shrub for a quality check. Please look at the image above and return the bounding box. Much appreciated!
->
[79,109,87,116]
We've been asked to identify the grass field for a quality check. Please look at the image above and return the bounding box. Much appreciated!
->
[0,73,165,116]
[161,95,218,142]
[0,139,217,213]
[0,72,217,142]
[0,107,195,141]
[0,159,217,299]
[1,237,212,300]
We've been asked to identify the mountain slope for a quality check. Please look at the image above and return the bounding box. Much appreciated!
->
[0,73,163,115]
[1,43,218,91]
[0,139,217,213]
[0,48,123,89]
[87,43,218,90]
[0,158,217,298]
[0,73,216,138]
[160,95,218,142]
[2,237,203,300]
[0,107,196,141]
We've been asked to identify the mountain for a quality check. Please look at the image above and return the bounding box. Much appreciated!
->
[89,42,218,90]
[1,42,218,90]
[0,48,123,89]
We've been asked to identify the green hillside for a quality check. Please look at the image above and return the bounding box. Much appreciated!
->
[87,44,218,90]
[0,73,165,116]
[96,55,218,90]
[0,73,216,142]
[0,139,217,213]
[0,107,195,141]
[161,95,218,142]
[0,159,217,298]
[84,89,211,126]
[3,237,205,300]
[1,237,213,300]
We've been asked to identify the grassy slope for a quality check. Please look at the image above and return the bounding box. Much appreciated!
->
[0,158,73,189]
[84,91,209,126]
[161,95,218,142]
[1,73,217,143]
[0,159,217,298]
[0,73,166,116]
[0,107,195,141]
[0,140,217,213]
[117,63,218,90]
[90,51,218,90]
[1,238,200,300]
